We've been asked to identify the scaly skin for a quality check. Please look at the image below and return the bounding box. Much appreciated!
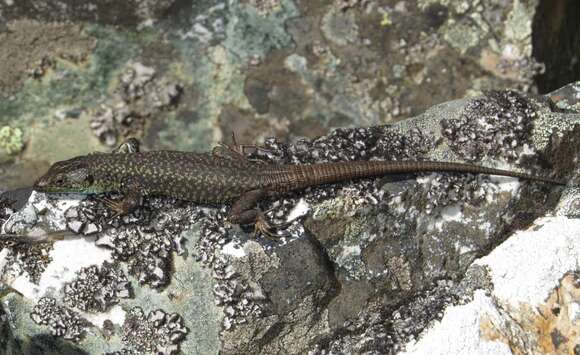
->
[35,151,265,204]
[33,140,565,233]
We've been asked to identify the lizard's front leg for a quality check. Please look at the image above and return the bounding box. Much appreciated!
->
[97,177,144,219]
[98,189,142,219]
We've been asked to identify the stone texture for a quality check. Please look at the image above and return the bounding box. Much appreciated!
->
[0,82,579,354]
[1,1,580,353]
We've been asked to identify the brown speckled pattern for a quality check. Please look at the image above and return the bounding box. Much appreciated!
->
[39,151,564,205]
[260,160,564,194]
[84,151,262,203]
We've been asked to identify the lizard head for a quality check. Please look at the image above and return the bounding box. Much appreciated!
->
[34,157,97,193]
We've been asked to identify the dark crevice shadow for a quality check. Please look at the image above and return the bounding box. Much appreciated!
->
[532,0,580,93]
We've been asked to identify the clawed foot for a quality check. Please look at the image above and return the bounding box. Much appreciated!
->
[228,191,292,240]
[95,190,141,223]
[213,132,273,162]
[253,211,291,240]
[96,197,128,221]
[212,132,247,159]
[112,137,140,154]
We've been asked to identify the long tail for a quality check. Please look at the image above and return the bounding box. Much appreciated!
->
[277,160,565,190]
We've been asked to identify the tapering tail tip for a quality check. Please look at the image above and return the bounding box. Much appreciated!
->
[545,176,568,186]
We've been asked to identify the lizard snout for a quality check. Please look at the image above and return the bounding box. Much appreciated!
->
[33,176,51,191]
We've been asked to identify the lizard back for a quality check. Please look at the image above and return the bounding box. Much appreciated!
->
[86,151,265,204]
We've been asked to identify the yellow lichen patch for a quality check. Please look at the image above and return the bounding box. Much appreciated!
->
[534,273,579,354]
[0,126,24,155]
[480,272,580,354]
[380,12,392,27]
[480,315,527,355]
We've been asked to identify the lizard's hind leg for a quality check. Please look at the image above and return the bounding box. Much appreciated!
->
[212,132,272,163]
[253,208,292,239]
[112,138,141,154]
[212,132,251,160]
[227,190,265,225]
[227,189,287,239]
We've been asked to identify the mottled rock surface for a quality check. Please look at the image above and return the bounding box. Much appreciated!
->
[2,0,580,188]
[1,0,580,354]
[1,82,579,354]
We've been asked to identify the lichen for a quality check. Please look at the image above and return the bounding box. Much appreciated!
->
[0,19,95,94]
[0,126,24,155]
[442,22,482,54]
[321,7,359,46]
[121,306,188,355]
[441,90,536,161]
[195,211,266,329]
[52,194,196,290]
[30,297,89,342]
[247,0,282,16]
[90,62,182,146]
[63,262,132,313]
[380,12,392,27]
[0,239,53,284]
[222,1,298,62]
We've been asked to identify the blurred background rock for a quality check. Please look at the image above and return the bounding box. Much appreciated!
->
[1,0,579,191]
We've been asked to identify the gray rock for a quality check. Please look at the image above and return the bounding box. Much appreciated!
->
[1,82,579,354]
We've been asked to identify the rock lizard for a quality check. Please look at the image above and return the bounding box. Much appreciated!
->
[33,138,565,235]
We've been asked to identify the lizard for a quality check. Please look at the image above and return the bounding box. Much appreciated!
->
[33,137,566,236]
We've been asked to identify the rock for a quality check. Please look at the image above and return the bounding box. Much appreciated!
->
[1,82,579,354]
[401,217,580,355]
[0,1,178,27]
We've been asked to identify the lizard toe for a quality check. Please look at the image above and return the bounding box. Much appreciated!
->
[253,213,292,240]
